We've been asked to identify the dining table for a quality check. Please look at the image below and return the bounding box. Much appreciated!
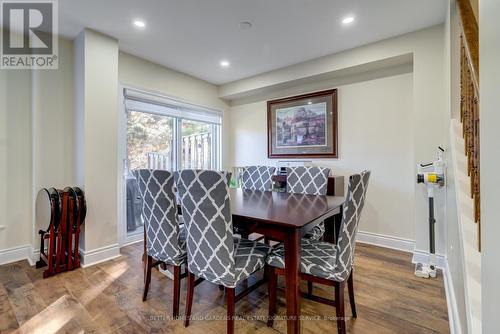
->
[145,187,345,334]
[229,188,345,334]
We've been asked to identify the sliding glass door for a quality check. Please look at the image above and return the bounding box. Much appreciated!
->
[125,111,175,237]
[122,89,222,240]
[181,119,219,170]
[127,110,175,171]
[126,112,221,172]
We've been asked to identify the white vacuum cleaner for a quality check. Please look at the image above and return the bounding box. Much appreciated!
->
[415,147,445,279]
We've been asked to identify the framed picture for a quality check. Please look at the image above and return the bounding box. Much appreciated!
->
[267,89,338,158]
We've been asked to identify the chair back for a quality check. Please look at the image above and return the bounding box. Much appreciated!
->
[286,166,330,195]
[136,169,183,264]
[175,170,235,286]
[334,170,371,280]
[241,166,276,191]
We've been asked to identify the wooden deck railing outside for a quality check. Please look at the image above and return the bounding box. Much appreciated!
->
[146,132,213,171]
[182,132,212,170]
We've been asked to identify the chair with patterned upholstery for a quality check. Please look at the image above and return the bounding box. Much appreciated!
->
[239,166,275,240]
[175,170,272,334]
[241,166,276,191]
[267,171,371,334]
[136,169,186,317]
[286,166,331,241]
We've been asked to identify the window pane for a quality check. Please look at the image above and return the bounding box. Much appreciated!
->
[181,120,215,169]
[126,110,175,236]
[127,110,175,170]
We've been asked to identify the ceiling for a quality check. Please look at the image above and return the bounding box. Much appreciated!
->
[58,0,447,85]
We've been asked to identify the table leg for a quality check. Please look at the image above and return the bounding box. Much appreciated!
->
[334,205,343,244]
[284,228,301,334]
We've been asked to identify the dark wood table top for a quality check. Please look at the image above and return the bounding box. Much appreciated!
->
[230,188,344,229]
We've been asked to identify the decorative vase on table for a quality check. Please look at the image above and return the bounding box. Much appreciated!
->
[230,167,244,188]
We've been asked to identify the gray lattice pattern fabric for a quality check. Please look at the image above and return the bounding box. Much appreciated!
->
[175,170,271,288]
[333,170,371,279]
[286,166,330,240]
[286,166,330,195]
[304,222,325,241]
[241,166,276,191]
[137,169,186,266]
[266,239,337,278]
[267,171,370,281]
[233,237,271,284]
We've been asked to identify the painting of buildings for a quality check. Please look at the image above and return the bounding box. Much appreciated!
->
[275,102,327,148]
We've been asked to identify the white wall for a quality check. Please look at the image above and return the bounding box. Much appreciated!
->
[32,37,75,243]
[480,0,500,332]
[74,29,119,256]
[118,52,230,168]
[229,73,415,240]
[0,28,230,265]
[1,23,462,305]
[0,33,76,262]
[443,1,469,333]
[117,52,230,245]
[0,64,32,251]
[223,25,448,255]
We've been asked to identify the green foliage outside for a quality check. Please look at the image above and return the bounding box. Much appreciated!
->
[127,111,173,170]
[127,111,212,170]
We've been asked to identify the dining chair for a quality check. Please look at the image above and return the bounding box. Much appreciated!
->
[241,166,276,191]
[286,166,331,241]
[136,169,186,318]
[267,171,371,334]
[175,170,272,334]
[239,166,276,241]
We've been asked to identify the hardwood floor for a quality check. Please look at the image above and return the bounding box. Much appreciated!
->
[0,243,449,333]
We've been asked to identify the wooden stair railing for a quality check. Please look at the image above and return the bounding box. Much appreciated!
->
[458,0,480,251]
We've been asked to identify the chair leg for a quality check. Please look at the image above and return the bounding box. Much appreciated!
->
[347,271,357,318]
[335,281,346,334]
[267,266,277,328]
[307,281,313,296]
[226,287,235,334]
[142,226,147,264]
[173,265,181,318]
[142,255,152,301]
[184,271,195,327]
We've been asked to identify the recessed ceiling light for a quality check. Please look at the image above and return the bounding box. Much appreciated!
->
[133,20,146,28]
[220,60,230,68]
[307,101,313,105]
[342,16,355,25]
[239,21,252,30]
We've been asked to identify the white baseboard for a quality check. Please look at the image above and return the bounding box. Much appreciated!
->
[411,249,446,269]
[357,231,446,268]
[123,232,143,246]
[412,252,456,333]
[356,231,456,333]
[28,248,39,266]
[79,243,121,268]
[1,243,121,269]
[357,230,415,252]
[0,245,32,266]
[1,232,460,334]
[30,247,44,266]
[443,260,462,334]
